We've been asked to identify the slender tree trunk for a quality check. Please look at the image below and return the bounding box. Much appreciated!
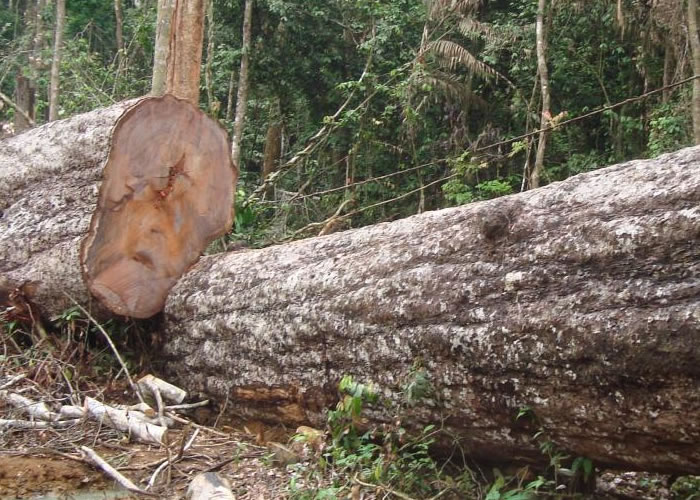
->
[114,0,124,67]
[663,40,673,104]
[152,0,206,105]
[204,0,216,115]
[689,0,700,144]
[225,68,236,121]
[151,0,176,96]
[262,99,282,199]
[14,73,35,132]
[529,0,551,189]
[231,0,253,169]
[48,0,65,122]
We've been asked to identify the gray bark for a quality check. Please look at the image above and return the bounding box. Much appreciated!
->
[161,146,700,474]
[529,0,550,189]
[48,0,65,122]
[230,0,253,168]
[0,99,137,317]
[151,0,176,97]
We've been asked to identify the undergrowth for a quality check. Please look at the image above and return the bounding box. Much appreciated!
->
[284,373,595,500]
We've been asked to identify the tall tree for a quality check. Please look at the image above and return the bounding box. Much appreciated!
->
[151,0,206,104]
[689,0,700,144]
[151,0,176,96]
[529,0,551,189]
[114,0,124,68]
[231,0,253,169]
[48,0,66,121]
[204,0,216,115]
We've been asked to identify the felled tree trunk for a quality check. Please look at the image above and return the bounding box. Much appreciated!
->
[0,95,235,319]
[161,146,700,475]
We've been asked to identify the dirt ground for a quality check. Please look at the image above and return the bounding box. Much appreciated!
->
[0,456,110,498]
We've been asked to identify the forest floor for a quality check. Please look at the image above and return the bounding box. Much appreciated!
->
[0,325,697,500]
[0,374,691,500]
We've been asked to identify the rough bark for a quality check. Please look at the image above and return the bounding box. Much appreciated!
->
[0,96,236,319]
[161,146,700,474]
[261,117,282,198]
[529,0,550,189]
[204,0,216,115]
[151,0,176,96]
[689,0,700,144]
[166,0,206,105]
[231,0,253,169]
[48,0,65,122]
[14,72,35,133]
[152,0,206,104]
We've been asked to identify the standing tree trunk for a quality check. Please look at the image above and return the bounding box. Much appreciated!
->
[663,41,673,104]
[160,146,700,475]
[151,0,176,96]
[529,0,551,189]
[689,0,700,144]
[151,0,206,105]
[14,73,35,132]
[48,0,65,122]
[114,0,124,68]
[231,0,253,169]
[225,68,236,121]
[204,0,216,115]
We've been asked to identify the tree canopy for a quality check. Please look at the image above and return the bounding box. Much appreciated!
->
[0,0,696,245]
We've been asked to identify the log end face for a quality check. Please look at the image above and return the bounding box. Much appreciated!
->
[81,95,236,318]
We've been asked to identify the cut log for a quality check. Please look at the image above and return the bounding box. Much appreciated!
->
[0,95,236,318]
[160,146,700,475]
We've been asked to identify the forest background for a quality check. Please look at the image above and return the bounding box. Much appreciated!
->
[0,0,696,245]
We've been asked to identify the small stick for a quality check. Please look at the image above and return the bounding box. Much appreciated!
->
[165,400,210,411]
[146,428,200,489]
[0,374,25,390]
[63,295,146,406]
[80,446,156,497]
[0,418,81,429]
[0,391,57,421]
[165,412,229,437]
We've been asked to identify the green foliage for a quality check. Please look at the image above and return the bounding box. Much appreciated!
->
[443,178,513,206]
[647,99,692,158]
[672,476,700,500]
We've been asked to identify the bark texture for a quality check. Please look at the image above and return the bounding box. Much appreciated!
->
[1,96,236,318]
[161,146,700,474]
[530,0,550,189]
[48,0,65,122]
[230,0,253,168]
[1,100,135,316]
[152,0,205,105]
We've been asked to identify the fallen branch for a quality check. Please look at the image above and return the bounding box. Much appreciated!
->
[67,297,146,406]
[85,396,168,446]
[147,428,200,489]
[0,391,57,421]
[164,400,210,411]
[0,418,81,429]
[138,375,187,404]
[0,374,26,391]
[80,446,156,497]
[0,90,35,127]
